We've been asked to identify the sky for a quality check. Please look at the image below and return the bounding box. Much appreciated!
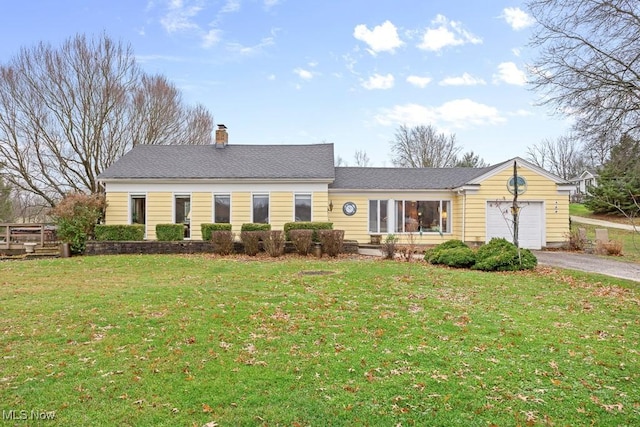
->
[0,0,572,167]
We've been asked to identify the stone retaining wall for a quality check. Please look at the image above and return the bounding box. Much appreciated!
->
[85,240,359,256]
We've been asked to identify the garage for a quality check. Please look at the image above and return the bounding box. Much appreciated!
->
[486,201,544,249]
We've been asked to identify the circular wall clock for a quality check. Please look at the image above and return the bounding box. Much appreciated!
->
[342,202,357,216]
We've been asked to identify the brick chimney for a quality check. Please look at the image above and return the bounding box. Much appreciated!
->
[215,124,228,148]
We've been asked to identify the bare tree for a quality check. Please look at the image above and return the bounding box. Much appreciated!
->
[455,151,488,168]
[527,0,640,164]
[353,149,371,167]
[0,164,13,222]
[335,156,347,167]
[390,124,461,168]
[0,33,214,207]
[526,135,586,179]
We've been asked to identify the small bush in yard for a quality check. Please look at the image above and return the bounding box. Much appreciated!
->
[473,238,537,271]
[284,222,332,241]
[241,223,271,232]
[429,246,476,268]
[425,239,468,263]
[263,230,285,257]
[318,229,344,257]
[565,229,587,251]
[51,192,106,254]
[241,231,263,256]
[597,239,623,256]
[155,224,184,241]
[94,224,144,241]
[211,230,235,255]
[289,229,313,255]
[201,223,232,241]
[380,234,399,259]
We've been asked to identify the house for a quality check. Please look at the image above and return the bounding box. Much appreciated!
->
[568,169,599,202]
[98,126,573,250]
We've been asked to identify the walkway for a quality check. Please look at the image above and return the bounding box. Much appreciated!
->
[570,215,638,231]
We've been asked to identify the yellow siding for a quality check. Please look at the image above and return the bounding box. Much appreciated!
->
[146,193,172,240]
[231,192,251,234]
[105,192,128,225]
[465,165,570,245]
[312,191,329,222]
[191,192,212,240]
[270,192,292,230]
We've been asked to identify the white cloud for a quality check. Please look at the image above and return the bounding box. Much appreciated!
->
[226,35,275,55]
[202,28,222,48]
[439,72,486,86]
[418,14,482,52]
[406,75,432,88]
[264,0,280,8]
[160,0,203,33]
[502,7,535,31]
[221,0,240,13]
[512,47,521,57]
[375,99,505,128]
[294,67,314,80]
[493,62,527,86]
[362,73,395,90]
[353,20,403,55]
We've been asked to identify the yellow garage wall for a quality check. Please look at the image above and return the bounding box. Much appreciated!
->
[328,192,458,245]
[231,192,251,234]
[104,192,129,225]
[146,192,173,240]
[465,165,570,245]
[191,192,212,240]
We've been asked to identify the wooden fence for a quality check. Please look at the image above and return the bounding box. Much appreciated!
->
[0,223,57,250]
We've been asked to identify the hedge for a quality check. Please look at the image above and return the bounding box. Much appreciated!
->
[472,238,537,271]
[155,224,184,241]
[201,223,232,241]
[94,224,145,241]
[241,223,271,232]
[283,221,333,241]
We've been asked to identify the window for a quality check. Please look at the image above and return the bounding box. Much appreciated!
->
[294,194,312,222]
[214,195,230,223]
[368,200,388,233]
[131,195,146,225]
[395,200,450,233]
[252,194,269,224]
[175,195,191,238]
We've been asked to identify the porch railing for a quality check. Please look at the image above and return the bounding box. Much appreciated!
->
[0,223,57,250]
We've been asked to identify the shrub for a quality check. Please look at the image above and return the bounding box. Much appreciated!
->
[51,192,106,254]
[596,239,623,256]
[94,224,144,241]
[201,223,232,241]
[284,222,333,241]
[473,238,537,271]
[425,239,468,263]
[211,230,235,255]
[564,229,587,251]
[241,231,264,256]
[241,223,271,232]
[380,234,399,260]
[156,224,184,241]
[289,229,314,255]
[318,229,344,257]
[430,247,476,268]
[263,230,285,257]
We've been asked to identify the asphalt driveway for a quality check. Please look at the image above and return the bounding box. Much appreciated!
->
[533,250,640,283]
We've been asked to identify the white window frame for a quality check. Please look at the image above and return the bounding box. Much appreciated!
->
[251,193,270,224]
[213,193,231,224]
[293,193,312,222]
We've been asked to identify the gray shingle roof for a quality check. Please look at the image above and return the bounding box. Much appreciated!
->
[98,143,335,180]
[329,166,495,190]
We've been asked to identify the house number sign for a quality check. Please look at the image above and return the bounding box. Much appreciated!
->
[342,202,357,216]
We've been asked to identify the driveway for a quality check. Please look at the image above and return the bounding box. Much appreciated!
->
[533,250,640,283]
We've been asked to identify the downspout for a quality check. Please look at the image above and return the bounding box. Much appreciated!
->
[457,188,466,244]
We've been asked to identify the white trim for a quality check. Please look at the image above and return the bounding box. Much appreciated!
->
[101,178,334,185]
[105,182,328,193]
[173,193,192,239]
[468,157,569,185]
[129,193,148,238]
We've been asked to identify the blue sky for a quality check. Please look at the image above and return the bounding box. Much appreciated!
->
[0,0,572,166]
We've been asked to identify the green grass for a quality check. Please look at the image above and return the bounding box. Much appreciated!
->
[571,222,640,263]
[1,255,639,426]
[570,203,593,216]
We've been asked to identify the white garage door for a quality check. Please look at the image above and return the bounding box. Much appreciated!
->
[486,201,544,249]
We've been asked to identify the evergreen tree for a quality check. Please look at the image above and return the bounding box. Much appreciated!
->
[585,135,640,216]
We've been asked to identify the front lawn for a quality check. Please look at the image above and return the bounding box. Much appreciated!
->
[1,255,638,426]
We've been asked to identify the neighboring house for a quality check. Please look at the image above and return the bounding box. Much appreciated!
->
[568,169,599,202]
[98,126,573,250]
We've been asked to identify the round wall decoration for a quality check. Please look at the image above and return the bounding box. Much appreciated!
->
[342,202,357,216]
[507,176,527,195]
